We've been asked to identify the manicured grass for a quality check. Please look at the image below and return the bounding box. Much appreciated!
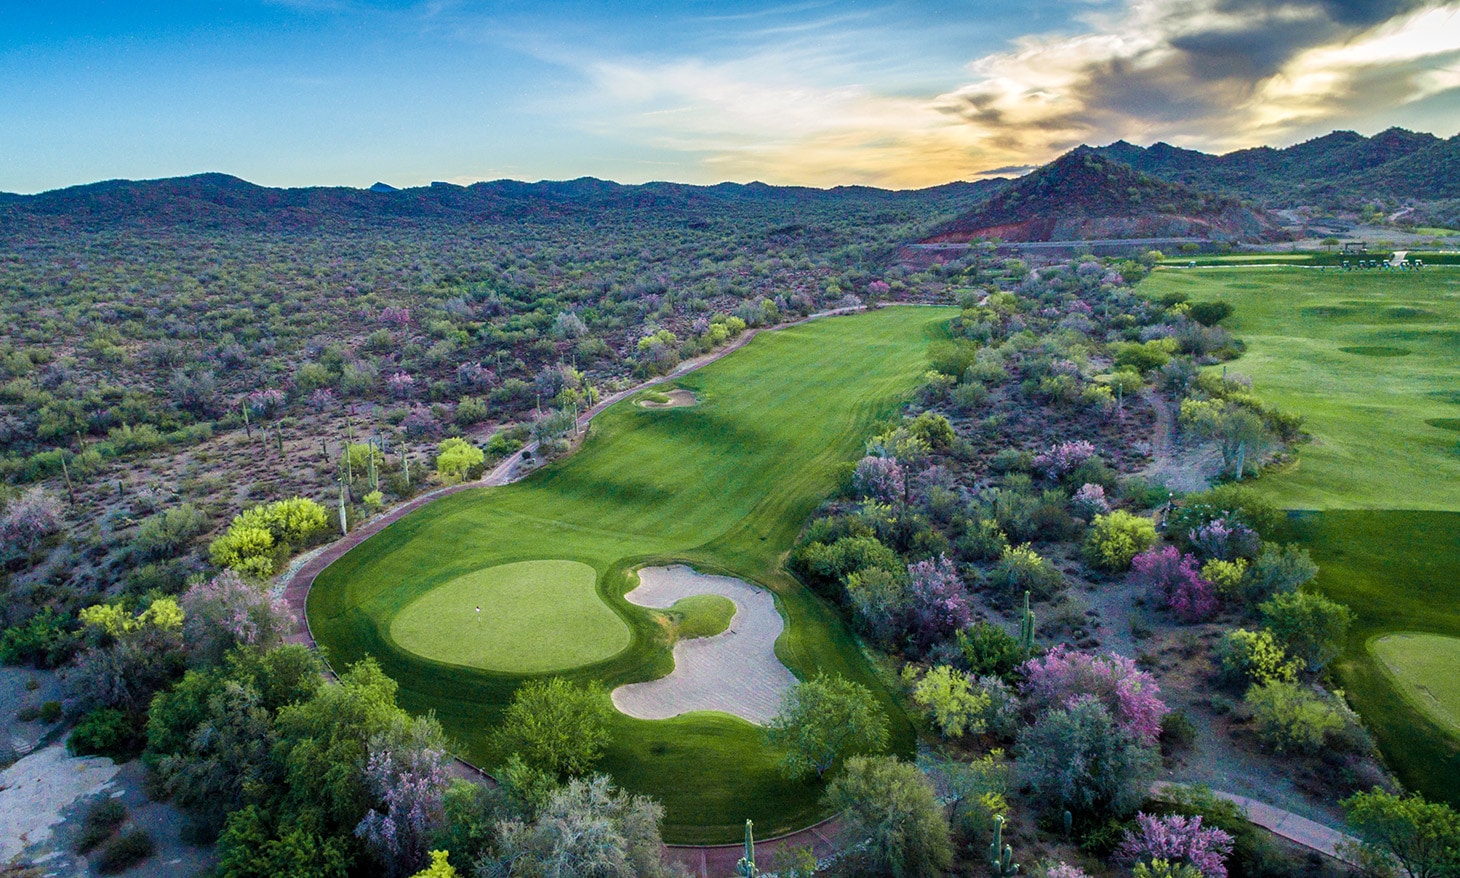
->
[1290,511,1460,803]
[1140,267,1460,510]
[1140,267,1460,804]
[1414,227,1460,237]
[1370,633,1460,735]
[668,594,737,640]
[308,306,952,842]
[388,560,631,674]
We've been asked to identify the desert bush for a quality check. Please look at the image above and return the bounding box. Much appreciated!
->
[909,665,990,738]
[1259,591,1355,672]
[956,516,1010,562]
[208,497,328,578]
[77,799,127,853]
[957,622,1027,680]
[825,755,953,878]
[69,708,144,759]
[434,437,485,484]
[989,544,1064,602]
[1084,511,1157,572]
[1239,544,1316,604]
[133,503,207,561]
[1116,812,1234,878]
[1216,629,1301,688]
[1244,681,1343,754]
[1022,645,1168,744]
[1130,547,1217,622]
[0,608,76,668]
[1017,698,1159,817]
[95,829,155,875]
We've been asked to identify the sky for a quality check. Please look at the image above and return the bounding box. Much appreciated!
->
[3,0,1460,192]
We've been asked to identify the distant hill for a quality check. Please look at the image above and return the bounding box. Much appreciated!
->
[1091,127,1460,205]
[923,149,1276,243]
[0,173,1005,234]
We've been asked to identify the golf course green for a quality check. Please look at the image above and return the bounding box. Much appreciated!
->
[1141,266,1460,803]
[388,560,631,674]
[307,306,954,842]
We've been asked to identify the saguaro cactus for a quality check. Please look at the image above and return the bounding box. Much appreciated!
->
[1019,591,1036,655]
[989,815,1019,877]
[736,819,759,878]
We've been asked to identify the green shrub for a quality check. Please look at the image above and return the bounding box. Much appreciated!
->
[95,829,155,874]
[68,708,143,760]
[78,799,127,853]
[1244,681,1343,754]
[957,622,1026,680]
[208,497,328,578]
[1217,629,1301,688]
[956,517,1009,562]
[1083,511,1157,571]
[1259,590,1355,672]
[988,545,1064,602]
[1187,301,1234,326]
[0,608,76,668]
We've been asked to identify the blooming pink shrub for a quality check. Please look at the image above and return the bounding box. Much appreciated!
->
[1022,645,1169,744]
[179,571,294,666]
[907,555,972,648]
[1117,813,1234,878]
[1046,863,1091,878]
[1034,440,1096,480]
[246,388,284,417]
[853,456,906,503]
[355,741,451,877]
[386,371,416,399]
[868,280,892,296]
[307,387,336,411]
[401,404,439,439]
[1130,547,1218,622]
[1188,518,1259,561]
[379,305,412,328]
[0,488,63,563]
[1072,483,1110,517]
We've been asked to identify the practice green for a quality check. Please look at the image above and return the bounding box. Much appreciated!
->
[389,560,631,673]
[1370,633,1460,734]
[308,306,951,841]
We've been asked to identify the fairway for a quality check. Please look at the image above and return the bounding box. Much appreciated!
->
[1141,267,1460,509]
[1139,266,1460,805]
[307,306,952,841]
[388,560,631,674]
[1370,633,1460,735]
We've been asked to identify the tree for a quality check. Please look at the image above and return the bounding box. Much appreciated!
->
[434,437,485,485]
[355,729,452,878]
[411,851,457,878]
[153,679,278,835]
[1179,401,1271,479]
[1216,629,1301,688]
[1259,591,1355,671]
[486,775,678,878]
[905,555,972,648]
[1116,813,1235,878]
[179,571,294,667]
[824,756,953,878]
[765,674,889,780]
[1083,511,1157,571]
[1016,698,1159,817]
[1342,789,1460,878]
[496,678,613,778]
[1244,681,1342,754]
[910,665,990,738]
[1022,646,1168,745]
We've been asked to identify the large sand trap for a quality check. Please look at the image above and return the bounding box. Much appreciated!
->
[637,388,698,408]
[0,744,119,862]
[611,565,797,725]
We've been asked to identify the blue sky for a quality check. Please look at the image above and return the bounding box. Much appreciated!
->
[3,0,1460,192]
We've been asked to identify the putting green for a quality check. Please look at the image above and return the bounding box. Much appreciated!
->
[1370,633,1460,734]
[668,594,737,640]
[389,560,631,673]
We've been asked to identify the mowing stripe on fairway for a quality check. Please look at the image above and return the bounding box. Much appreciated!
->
[389,560,631,674]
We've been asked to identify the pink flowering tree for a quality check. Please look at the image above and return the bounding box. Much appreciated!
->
[379,305,412,328]
[1072,483,1110,517]
[1117,813,1234,878]
[355,736,451,878]
[386,371,416,399]
[179,571,294,667]
[852,456,906,504]
[1188,518,1260,561]
[454,361,496,391]
[1022,646,1169,745]
[307,387,337,412]
[1130,547,1218,622]
[1034,441,1096,480]
[401,404,440,439]
[868,280,892,298]
[0,487,63,565]
[906,555,972,650]
[246,388,285,417]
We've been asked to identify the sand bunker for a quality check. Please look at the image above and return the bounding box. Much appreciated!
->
[611,565,797,725]
[637,388,698,408]
[1,744,120,862]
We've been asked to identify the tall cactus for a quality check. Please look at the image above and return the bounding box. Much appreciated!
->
[1019,591,1036,655]
[989,815,1020,877]
[736,819,760,878]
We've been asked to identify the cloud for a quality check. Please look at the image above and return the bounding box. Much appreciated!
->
[932,0,1460,154]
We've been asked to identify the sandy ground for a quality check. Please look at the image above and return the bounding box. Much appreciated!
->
[611,566,797,725]
[637,389,698,409]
